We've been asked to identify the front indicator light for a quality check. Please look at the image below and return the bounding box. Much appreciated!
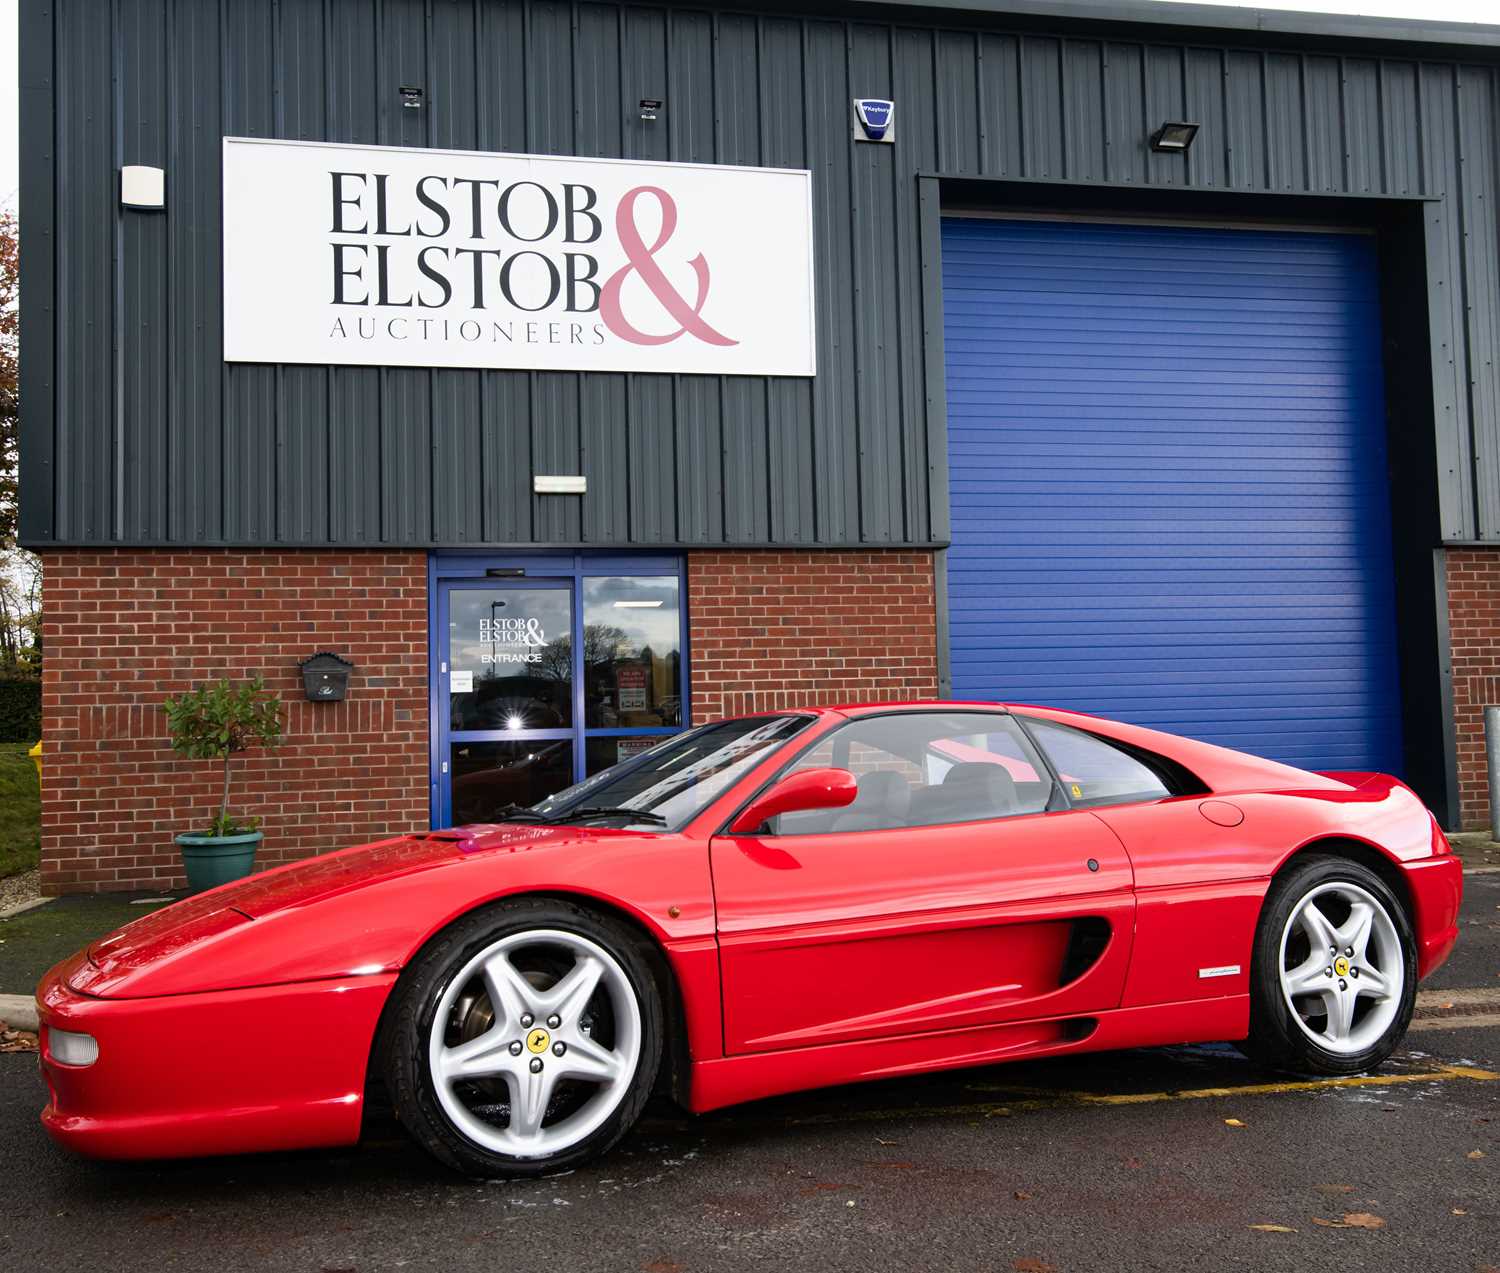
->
[49,1028,99,1067]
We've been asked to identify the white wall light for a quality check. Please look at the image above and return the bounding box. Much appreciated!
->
[533,475,587,495]
[120,165,166,210]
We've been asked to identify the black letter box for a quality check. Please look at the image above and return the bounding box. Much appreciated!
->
[299,651,355,702]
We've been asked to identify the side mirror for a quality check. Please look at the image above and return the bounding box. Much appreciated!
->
[728,767,858,835]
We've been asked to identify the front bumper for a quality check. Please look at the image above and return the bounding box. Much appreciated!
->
[1404,853,1463,980]
[37,952,396,1160]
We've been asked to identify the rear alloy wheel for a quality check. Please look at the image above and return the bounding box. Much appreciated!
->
[1244,855,1416,1076]
[381,899,663,1177]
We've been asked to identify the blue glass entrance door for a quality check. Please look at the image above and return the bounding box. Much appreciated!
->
[443,579,575,826]
[448,583,575,731]
[433,556,687,828]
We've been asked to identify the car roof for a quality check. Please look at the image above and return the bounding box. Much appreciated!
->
[721,700,1349,797]
[729,700,1064,719]
[836,700,1022,717]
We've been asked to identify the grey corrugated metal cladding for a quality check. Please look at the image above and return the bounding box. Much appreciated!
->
[17,0,1500,548]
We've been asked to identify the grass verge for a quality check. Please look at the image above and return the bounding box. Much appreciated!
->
[0,894,178,992]
[0,742,39,880]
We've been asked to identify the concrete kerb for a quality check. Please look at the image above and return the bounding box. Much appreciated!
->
[0,993,38,1033]
[0,897,55,1032]
[0,896,54,921]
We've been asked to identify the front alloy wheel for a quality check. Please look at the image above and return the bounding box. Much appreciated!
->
[381,899,663,1177]
[1245,855,1416,1076]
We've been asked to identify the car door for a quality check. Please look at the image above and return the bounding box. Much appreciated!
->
[709,710,1136,1055]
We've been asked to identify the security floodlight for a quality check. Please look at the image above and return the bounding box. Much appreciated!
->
[1150,121,1200,153]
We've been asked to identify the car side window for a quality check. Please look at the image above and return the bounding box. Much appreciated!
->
[1021,718,1171,808]
[771,711,1054,835]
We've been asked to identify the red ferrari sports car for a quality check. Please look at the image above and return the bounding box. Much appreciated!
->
[37,702,1462,1178]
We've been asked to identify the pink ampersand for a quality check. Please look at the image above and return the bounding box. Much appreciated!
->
[599,186,738,347]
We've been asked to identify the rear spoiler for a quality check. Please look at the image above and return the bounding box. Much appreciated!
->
[1314,771,1386,791]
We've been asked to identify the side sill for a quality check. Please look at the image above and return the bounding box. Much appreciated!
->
[688,994,1249,1114]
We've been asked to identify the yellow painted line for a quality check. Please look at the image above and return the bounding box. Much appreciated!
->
[1442,1064,1500,1079]
[768,1064,1496,1130]
[1068,1065,1498,1106]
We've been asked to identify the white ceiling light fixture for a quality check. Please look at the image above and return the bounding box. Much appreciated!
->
[614,600,664,608]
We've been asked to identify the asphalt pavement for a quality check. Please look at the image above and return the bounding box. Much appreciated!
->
[2,875,1497,1273]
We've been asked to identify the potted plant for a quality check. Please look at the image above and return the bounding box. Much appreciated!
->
[163,676,283,891]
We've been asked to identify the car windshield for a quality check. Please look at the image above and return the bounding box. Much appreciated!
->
[528,715,813,831]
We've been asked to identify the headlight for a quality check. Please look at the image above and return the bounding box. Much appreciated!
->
[48,1028,99,1067]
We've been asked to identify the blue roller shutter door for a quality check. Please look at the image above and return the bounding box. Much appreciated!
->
[941,218,1403,775]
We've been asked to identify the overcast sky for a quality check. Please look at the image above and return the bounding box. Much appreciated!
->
[1,0,1499,213]
[2,0,16,212]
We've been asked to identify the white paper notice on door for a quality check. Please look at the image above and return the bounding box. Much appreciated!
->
[451,670,474,693]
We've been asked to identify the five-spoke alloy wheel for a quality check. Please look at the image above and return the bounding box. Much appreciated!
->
[1245,854,1416,1076]
[381,899,663,1178]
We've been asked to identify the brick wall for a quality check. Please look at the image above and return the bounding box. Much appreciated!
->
[1447,546,1500,829]
[38,547,938,892]
[688,551,940,721]
[40,550,429,893]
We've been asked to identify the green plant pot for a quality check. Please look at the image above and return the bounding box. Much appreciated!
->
[175,831,263,892]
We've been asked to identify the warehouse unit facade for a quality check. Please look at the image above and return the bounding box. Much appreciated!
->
[19,0,1500,891]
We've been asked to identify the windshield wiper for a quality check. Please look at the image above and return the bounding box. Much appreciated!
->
[550,806,669,826]
[487,804,556,824]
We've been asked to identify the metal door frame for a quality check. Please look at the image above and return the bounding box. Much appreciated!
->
[429,552,689,827]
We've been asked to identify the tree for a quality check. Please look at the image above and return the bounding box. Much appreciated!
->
[532,623,629,684]
[162,677,284,837]
[0,211,17,550]
[0,550,39,675]
[0,211,38,679]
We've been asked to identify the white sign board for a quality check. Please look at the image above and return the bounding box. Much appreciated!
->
[616,737,658,763]
[222,137,817,377]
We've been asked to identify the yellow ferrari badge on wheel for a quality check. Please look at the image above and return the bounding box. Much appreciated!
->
[527,1028,551,1054]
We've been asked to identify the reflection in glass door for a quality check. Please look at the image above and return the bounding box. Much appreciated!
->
[444,580,575,825]
[434,557,686,827]
[580,574,683,777]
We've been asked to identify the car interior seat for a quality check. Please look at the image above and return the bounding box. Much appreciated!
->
[829,769,914,832]
[909,761,1019,825]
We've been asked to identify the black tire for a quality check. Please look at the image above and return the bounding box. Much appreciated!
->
[379,896,664,1179]
[1243,853,1416,1076]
